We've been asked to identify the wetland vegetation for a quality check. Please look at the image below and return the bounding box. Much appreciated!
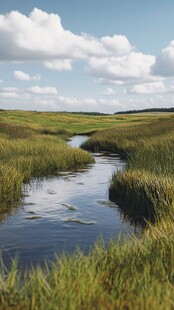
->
[82,115,174,222]
[0,120,93,208]
[0,110,173,309]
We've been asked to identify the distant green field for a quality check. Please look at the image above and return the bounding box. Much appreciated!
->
[0,110,171,134]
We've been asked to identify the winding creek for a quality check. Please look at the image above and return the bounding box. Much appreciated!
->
[0,136,140,268]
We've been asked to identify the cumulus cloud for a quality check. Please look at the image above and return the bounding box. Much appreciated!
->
[0,8,133,64]
[0,79,3,83]
[44,59,72,71]
[1,7,174,113]
[0,87,19,98]
[130,81,167,94]
[14,70,41,81]
[14,71,31,81]
[87,52,155,82]
[0,7,162,85]
[101,35,133,55]
[151,41,174,76]
[29,85,58,95]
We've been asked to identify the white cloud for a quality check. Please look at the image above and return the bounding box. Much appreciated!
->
[29,85,58,95]
[2,87,19,92]
[130,81,167,94]
[44,59,72,71]
[151,41,174,76]
[51,96,121,112]
[14,70,41,81]
[98,98,121,107]
[103,87,116,96]
[101,35,133,55]
[14,71,31,81]
[0,79,3,83]
[1,8,174,113]
[0,7,163,87]
[58,95,83,107]
[96,78,124,85]
[0,86,121,112]
[169,81,174,91]
[0,8,133,64]
[0,92,19,98]
[34,98,57,109]
[0,88,19,98]
[87,52,155,82]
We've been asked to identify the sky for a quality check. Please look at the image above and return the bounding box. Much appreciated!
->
[0,0,174,113]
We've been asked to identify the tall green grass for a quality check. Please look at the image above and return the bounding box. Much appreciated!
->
[82,116,174,221]
[1,220,174,309]
[0,123,94,207]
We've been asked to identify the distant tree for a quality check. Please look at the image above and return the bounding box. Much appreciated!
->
[115,108,174,114]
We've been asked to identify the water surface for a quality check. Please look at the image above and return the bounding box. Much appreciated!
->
[0,136,140,267]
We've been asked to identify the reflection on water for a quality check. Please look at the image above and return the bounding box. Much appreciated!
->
[0,135,141,268]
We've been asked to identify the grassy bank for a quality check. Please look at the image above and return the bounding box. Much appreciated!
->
[1,220,174,309]
[0,122,94,208]
[82,115,174,222]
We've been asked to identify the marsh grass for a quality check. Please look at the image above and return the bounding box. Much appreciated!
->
[110,170,174,222]
[83,116,174,221]
[0,122,33,139]
[1,220,174,309]
[0,123,94,208]
[0,109,171,134]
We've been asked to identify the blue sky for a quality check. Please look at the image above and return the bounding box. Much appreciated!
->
[0,0,174,112]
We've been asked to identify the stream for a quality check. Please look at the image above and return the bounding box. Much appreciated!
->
[0,136,140,268]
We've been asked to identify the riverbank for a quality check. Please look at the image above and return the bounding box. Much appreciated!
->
[82,115,174,222]
[0,112,174,309]
[0,123,94,209]
[1,219,174,309]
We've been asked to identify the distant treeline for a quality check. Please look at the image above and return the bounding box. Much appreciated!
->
[62,111,110,116]
[1,108,174,115]
[115,108,174,114]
